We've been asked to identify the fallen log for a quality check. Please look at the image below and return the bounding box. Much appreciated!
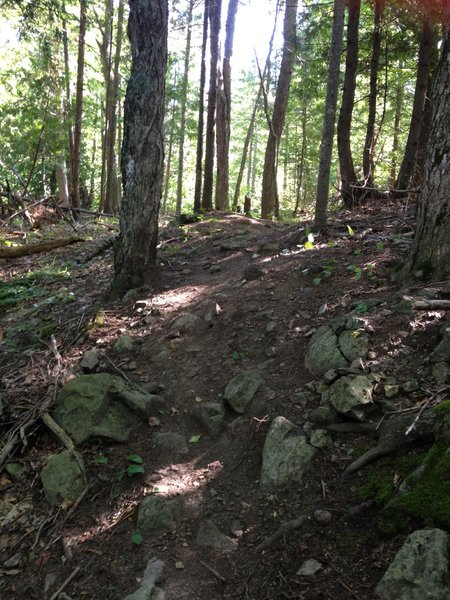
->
[0,236,83,259]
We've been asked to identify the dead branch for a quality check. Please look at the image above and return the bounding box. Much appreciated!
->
[254,515,307,552]
[0,236,83,259]
[411,300,450,310]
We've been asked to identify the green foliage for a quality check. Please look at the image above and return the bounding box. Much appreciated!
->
[131,532,143,545]
[189,434,201,444]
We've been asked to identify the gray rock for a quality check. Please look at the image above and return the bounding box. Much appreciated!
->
[5,462,26,481]
[80,348,101,372]
[309,429,332,448]
[384,384,400,399]
[403,379,420,393]
[137,496,178,536]
[260,416,316,491]
[431,327,450,363]
[114,335,136,354]
[308,405,337,426]
[305,317,369,376]
[313,510,332,524]
[3,553,22,568]
[374,529,449,600]
[154,433,188,457]
[142,558,166,587]
[171,313,202,334]
[209,264,222,273]
[220,237,255,251]
[328,375,375,421]
[224,371,263,414]
[122,286,153,306]
[432,362,450,385]
[297,559,323,576]
[192,402,226,433]
[304,325,346,375]
[196,520,237,552]
[41,450,86,506]
[266,321,277,333]
[53,374,162,444]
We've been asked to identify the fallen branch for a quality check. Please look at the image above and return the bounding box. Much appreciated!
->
[411,300,450,310]
[254,515,307,552]
[40,412,74,451]
[0,236,83,258]
[199,560,227,583]
[49,565,80,600]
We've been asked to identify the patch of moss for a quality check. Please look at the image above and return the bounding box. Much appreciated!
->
[335,529,376,557]
[358,453,422,507]
[379,442,450,534]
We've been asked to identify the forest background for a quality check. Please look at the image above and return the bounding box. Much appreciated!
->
[0,0,436,223]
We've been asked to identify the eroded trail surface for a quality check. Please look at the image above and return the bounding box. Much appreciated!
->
[1,203,448,600]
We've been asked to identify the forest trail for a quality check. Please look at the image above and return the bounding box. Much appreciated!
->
[1,201,448,600]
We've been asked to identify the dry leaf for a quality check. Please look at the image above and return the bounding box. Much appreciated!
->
[148,416,161,427]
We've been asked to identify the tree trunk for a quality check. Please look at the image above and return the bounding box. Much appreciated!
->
[337,0,360,206]
[193,0,209,213]
[389,62,403,184]
[399,31,450,281]
[105,0,125,214]
[362,0,383,187]
[70,0,87,210]
[395,21,437,192]
[260,0,298,219]
[215,0,239,210]
[162,101,176,213]
[313,0,345,231]
[176,0,194,215]
[201,0,222,211]
[62,4,74,192]
[294,103,307,214]
[112,0,168,297]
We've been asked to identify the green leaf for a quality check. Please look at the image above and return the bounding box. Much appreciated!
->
[376,241,385,250]
[231,351,240,361]
[189,434,201,444]
[347,225,355,237]
[115,469,126,481]
[127,464,145,476]
[92,456,108,465]
[131,532,143,545]
[354,268,362,280]
[354,249,362,256]
[355,303,369,314]
[128,454,144,464]
[346,264,357,271]
[313,277,322,286]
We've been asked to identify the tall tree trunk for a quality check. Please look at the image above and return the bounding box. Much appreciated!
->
[362,0,383,187]
[215,0,239,210]
[313,0,346,232]
[105,0,125,214]
[162,102,176,213]
[260,0,298,219]
[294,102,307,214]
[389,61,403,184]
[337,0,360,207]
[112,0,168,297]
[201,0,222,211]
[176,0,194,215]
[193,0,209,213]
[70,0,87,210]
[395,21,437,192]
[62,4,74,192]
[399,30,450,282]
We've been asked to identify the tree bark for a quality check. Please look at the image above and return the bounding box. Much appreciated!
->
[61,3,74,193]
[399,30,450,282]
[176,0,194,215]
[105,0,125,214]
[314,0,345,231]
[362,0,383,187]
[193,0,209,213]
[70,0,87,210]
[395,21,437,192]
[337,0,360,206]
[112,0,168,297]
[201,0,222,211]
[260,0,298,219]
[389,61,403,184]
[215,0,239,210]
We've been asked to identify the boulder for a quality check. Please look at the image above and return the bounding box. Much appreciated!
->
[328,375,375,421]
[430,327,450,363]
[374,529,449,600]
[192,402,226,433]
[53,374,163,444]
[154,433,188,459]
[170,314,202,335]
[41,450,85,506]
[113,335,136,354]
[260,416,316,491]
[304,316,369,376]
[137,496,178,536]
[196,520,237,552]
[224,372,263,414]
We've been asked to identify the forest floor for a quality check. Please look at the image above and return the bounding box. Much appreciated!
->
[0,198,448,600]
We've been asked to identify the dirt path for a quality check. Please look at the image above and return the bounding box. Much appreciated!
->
[1,204,446,599]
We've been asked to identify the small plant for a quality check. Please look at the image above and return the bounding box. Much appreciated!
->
[304,232,315,250]
[231,349,250,362]
[189,434,201,444]
[131,532,143,545]
[347,224,355,237]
